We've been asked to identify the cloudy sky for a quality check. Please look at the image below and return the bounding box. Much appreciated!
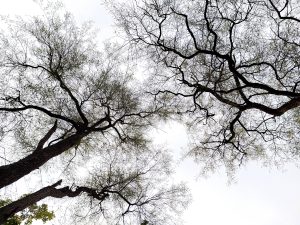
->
[1,1,300,225]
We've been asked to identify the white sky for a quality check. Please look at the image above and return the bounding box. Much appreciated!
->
[1,1,300,225]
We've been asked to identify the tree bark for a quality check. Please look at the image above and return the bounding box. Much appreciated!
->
[0,132,84,189]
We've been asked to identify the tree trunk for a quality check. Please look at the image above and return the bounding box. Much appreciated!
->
[0,133,84,189]
[0,180,63,224]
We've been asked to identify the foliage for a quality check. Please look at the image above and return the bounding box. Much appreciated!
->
[0,199,54,225]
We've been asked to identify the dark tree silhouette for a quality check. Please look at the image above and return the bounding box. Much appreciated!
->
[0,4,187,225]
[112,0,300,172]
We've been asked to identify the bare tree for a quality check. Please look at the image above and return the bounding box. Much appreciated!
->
[111,0,300,173]
[0,3,187,224]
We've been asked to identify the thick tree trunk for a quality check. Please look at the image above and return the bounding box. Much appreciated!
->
[0,180,108,224]
[0,132,84,189]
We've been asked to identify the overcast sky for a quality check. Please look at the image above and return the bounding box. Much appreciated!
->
[1,1,300,225]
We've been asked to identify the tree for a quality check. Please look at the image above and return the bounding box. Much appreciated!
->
[0,149,187,225]
[0,199,54,225]
[0,3,188,225]
[111,0,300,173]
